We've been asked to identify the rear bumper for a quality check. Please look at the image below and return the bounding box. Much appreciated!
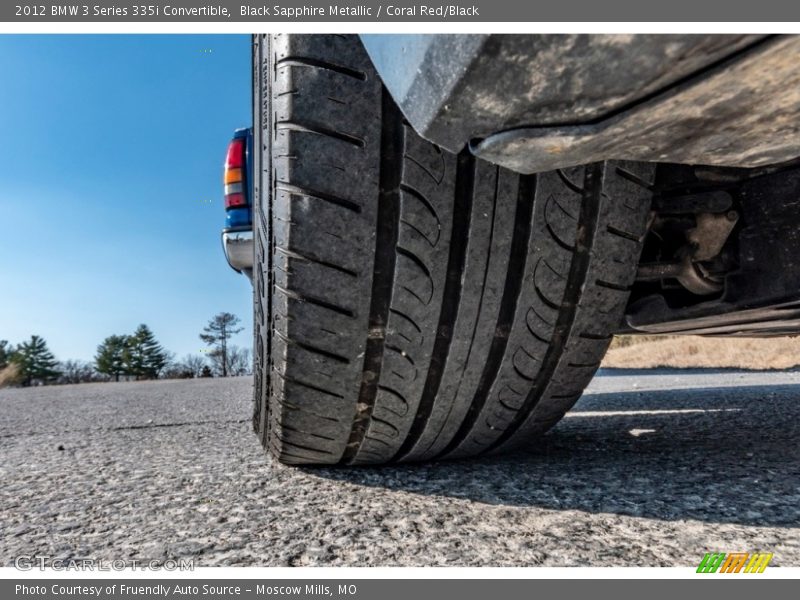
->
[221,227,253,280]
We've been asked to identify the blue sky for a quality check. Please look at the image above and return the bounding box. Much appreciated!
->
[0,35,253,362]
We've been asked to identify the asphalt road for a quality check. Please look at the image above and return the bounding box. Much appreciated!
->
[1,370,798,567]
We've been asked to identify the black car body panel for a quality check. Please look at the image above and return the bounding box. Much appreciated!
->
[360,34,800,174]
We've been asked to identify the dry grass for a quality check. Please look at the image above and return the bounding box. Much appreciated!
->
[0,363,21,388]
[603,335,800,370]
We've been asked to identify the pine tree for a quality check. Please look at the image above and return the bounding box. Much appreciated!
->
[11,335,60,386]
[125,324,167,379]
[200,312,243,377]
[95,334,130,382]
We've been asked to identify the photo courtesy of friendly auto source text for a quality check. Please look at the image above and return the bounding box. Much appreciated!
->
[0,0,798,595]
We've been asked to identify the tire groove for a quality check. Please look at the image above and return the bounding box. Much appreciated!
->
[275,245,359,277]
[396,246,434,283]
[389,307,423,334]
[273,369,345,399]
[416,166,500,457]
[378,384,410,413]
[276,56,367,81]
[546,221,576,252]
[399,183,442,229]
[275,422,337,442]
[274,330,351,364]
[438,173,537,458]
[341,89,403,464]
[400,217,438,247]
[534,280,561,311]
[486,164,604,453]
[276,181,362,213]
[274,284,355,317]
[272,396,342,423]
[274,436,335,456]
[606,224,641,242]
[595,278,630,292]
[615,166,655,191]
[276,120,365,147]
[394,152,475,461]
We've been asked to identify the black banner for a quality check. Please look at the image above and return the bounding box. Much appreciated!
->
[3,0,800,22]
[3,579,796,600]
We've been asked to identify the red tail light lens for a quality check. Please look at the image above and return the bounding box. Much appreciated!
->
[224,135,248,212]
[225,193,246,208]
[225,138,245,169]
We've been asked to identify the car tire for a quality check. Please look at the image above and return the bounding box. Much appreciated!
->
[252,34,655,465]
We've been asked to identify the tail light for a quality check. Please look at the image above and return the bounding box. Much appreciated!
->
[225,138,245,169]
[223,130,251,227]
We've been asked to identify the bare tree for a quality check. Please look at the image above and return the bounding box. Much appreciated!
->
[58,360,96,384]
[226,345,251,377]
[161,354,214,380]
[175,354,207,378]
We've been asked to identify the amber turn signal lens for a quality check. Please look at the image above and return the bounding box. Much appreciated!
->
[224,168,243,184]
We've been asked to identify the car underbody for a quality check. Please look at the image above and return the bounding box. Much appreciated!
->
[360,34,800,338]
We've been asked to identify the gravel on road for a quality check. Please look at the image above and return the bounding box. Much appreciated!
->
[1,371,798,566]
